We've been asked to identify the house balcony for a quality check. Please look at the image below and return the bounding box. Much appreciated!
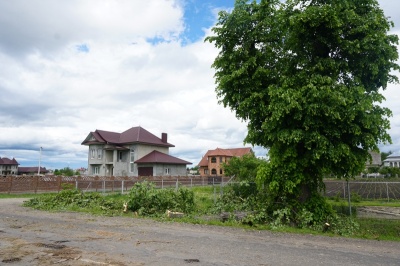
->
[105,151,114,164]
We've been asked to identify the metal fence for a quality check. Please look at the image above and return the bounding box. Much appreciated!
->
[324,180,400,201]
[1,176,400,201]
[210,180,400,202]
[0,175,231,194]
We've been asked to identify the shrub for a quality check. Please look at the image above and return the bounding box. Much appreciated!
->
[333,192,342,202]
[126,181,195,216]
[350,192,361,203]
[23,187,125,216]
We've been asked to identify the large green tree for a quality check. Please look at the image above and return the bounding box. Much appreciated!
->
[206,0,399,223]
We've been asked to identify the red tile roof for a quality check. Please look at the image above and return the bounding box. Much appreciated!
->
[18,167,48,174]
[135,150,192,165]
[198,147,253,167]
[0,157,19,165]
[94,130,119,143]
[81,126,174,147]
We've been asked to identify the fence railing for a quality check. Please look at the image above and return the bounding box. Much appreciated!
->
[324,180,400,201]
[0,175,231,194]
[1,176,400,201]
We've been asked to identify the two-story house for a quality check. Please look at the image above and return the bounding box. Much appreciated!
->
[197,147,253,177]
[81,126,191,177]
[0,157,19,176]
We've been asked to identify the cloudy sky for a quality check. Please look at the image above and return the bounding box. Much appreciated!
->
[0,0,399,170]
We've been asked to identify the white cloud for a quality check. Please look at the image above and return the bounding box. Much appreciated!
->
[0,0,399,169]
[0,0,252,169]
[0,0,184,56]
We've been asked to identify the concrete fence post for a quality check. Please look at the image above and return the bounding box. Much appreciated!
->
[386,182,389,202]
[57,176,62,192]
[8,176,13,194]
[347,181,352,216]
[34,176,39,194]
[213,185,216,204]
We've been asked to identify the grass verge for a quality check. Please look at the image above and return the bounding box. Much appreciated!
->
[6,186,400,241]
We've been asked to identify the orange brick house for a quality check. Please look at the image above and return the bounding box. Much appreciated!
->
[197,147,253,176]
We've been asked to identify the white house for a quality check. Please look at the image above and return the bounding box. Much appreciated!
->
[81,126,191,177]
[383,153,400,168]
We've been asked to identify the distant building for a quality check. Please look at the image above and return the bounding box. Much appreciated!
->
[76,167,88,176]
[81,126,192,177]
[197,147,253,177]
[18,167,48,175]
[365,151,382,169]
[383,153,400,168]
[0,157,19,175]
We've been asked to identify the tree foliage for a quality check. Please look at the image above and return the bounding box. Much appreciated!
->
[381,151,392,163]
[379,166,400,177]
[54,167,79,176]
[206,0,399,223]
[222,153,267,181]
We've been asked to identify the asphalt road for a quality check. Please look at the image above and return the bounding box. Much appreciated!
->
[0,198,399,266]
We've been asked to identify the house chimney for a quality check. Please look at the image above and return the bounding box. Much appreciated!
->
[161,133,167,143]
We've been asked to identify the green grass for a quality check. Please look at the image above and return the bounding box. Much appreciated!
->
[8,186,400,241]
[190,186,216,213]
[355,218,400,241]
[326,198,400,241]
[327,198,400,208]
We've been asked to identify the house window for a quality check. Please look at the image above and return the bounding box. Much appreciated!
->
[97,149,102,159]
[220,156,222,162]
[130,149,135,173]
[93,166,100,175]
[119,151,123,162]
[211,169,217,175]
[165,168,170,175]
[211,157,216,163]
[220,169,223,175]
[204,169,209,175]
[91,149,96,159]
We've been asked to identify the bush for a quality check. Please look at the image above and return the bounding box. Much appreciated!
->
[23,187,125,215]
[333,192,342,202]
[126,181,195,216]
[326,215,360,236]
[350,192,361,203]
[379,166,400,178]
[331,202,357,216]
[212,182,267,213]
[210,182,270,225]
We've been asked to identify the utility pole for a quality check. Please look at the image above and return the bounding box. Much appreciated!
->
[38,147,42,175]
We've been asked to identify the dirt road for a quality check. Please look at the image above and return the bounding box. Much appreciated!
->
[1,198,400,266]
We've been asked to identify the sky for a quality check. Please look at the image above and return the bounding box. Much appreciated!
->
[0,0,399,170]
